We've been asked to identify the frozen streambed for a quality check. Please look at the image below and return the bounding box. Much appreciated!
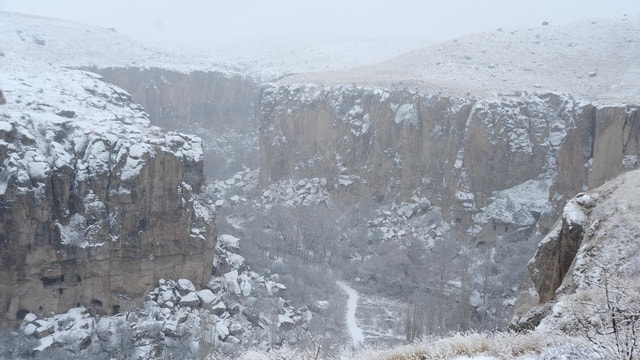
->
[336,281,364,349]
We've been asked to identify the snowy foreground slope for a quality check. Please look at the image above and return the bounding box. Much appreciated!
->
[283,15,640,103]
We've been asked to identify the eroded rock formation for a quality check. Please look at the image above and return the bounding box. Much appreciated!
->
[527,193,595,303]
[512,168,640,331]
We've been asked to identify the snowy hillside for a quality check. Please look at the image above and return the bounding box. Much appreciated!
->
[0,12,175,70]
[0,11,430,78]
[282,15,640,103]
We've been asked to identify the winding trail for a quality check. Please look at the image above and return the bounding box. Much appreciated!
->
[336,281,364,348]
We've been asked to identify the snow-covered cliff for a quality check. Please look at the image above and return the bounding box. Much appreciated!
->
[0,62,215,329]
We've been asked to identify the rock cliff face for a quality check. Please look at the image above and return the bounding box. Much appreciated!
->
[0,67,216,329]
[526,194,595,304]
[259,84,639,241]
[94,67,261,179]
[95,67,260,133]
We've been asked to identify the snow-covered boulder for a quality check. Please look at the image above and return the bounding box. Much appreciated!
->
[23,323,37,336]
[177,279,196,295]
[215,321,229,340]
[23,313,37,324]
[218,234,240,250]
[211,301,227,316]
[277,314,295,330]
[240,279,252,297]
[197,289,217,305]
[179,292,200,308]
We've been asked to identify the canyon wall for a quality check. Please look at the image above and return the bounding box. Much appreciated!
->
[95,67,260,132]
[0,68,216,328]
[259,84,640,242]
[94,67,262,179]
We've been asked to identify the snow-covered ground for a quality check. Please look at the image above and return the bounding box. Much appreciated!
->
[336,281,364,349]
[282,15,640,103]
[171,38,434,80]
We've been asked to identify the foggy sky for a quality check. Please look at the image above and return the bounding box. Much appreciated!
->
[1,0,639,46]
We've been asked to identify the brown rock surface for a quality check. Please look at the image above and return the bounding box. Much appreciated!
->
[527,195,594,303]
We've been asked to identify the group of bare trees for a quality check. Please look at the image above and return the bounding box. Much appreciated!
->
[400,236,474,341]
[220,197,535,346]
[241,204,341,267]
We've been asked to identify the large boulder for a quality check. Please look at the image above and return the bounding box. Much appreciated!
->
[527,193,595,303]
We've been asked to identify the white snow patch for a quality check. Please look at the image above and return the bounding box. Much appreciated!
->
[217,234,240,249]
[128,143,149,159]
[337,281,364,348]
[392,103,419,126]
[0,121,12,132]
[474,178,551,227]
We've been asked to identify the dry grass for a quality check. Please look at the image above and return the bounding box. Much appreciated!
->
[211,330,578,360]
[353,330,568,360]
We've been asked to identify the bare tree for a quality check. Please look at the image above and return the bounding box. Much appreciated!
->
[573,263,640,360]
[405,291,425,342]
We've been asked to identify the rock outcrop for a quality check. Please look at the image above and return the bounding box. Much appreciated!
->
[512,168,640,332]
[526,193,595,303]
[0,66,216,329]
